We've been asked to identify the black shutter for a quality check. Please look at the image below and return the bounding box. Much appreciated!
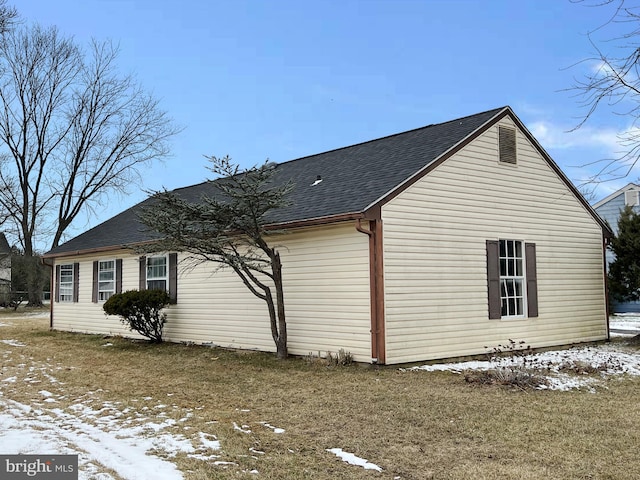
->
[139,256,146,290]
[169,253,178,303]
[116,259,123,294]
[72,263,80,303]
[525,243,538,318]
[92,261,98,303]
[486,240,501,319]
[55,265,61,303]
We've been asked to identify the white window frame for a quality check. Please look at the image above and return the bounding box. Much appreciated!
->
[625,190,639,207]
[147,255,168,291]
[98,259,116,301]
[59,264,74,302]
[499,239,526,318]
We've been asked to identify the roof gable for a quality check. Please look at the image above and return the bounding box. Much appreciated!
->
[45,106,609,257]
[593,183,640,209]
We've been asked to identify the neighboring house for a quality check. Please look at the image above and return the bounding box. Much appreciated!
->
[43,106,611,365]
[0,233,11,304]
[593,183,640,313]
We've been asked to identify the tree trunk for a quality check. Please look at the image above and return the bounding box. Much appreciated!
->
[26,254,44,307]
[273,251,287,359]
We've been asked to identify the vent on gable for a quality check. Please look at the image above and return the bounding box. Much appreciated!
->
[625,189,639,207]
[498,126,517,165]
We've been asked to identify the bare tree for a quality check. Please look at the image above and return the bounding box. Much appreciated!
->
[138,156,293,359]
[571,0,640,181]
[0,1,16,229]
[0,0,17,35]
[0,23,178,304]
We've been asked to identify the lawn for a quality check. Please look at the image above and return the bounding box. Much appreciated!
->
[1,309,640,480]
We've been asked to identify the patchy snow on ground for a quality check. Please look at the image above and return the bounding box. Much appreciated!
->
[0,312,294,480]
[1,311,640,478]
[610,313,640,334]
[326,448,383,472]
[406,316,640,391]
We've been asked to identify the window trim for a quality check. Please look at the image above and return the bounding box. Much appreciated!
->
[486,239,538,320]
[92,259,122,303]
[98,259,116,301]
[499,239,526,319]
[58,264,74,303]
[146,254,168,291]
[139,253,178,303]
[56,262,79,303]
[625,190,639,207]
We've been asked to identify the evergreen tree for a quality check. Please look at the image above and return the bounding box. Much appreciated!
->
[608,205,640,302]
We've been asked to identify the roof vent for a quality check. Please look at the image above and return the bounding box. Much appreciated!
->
[311,175,322,186]
[498,126,517,165]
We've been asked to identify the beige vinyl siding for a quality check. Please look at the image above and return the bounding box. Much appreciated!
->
[51,223,372,361]
[53,249,142,338]
[382,116,607,364]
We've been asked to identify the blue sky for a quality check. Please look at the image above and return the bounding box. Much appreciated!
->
[13,0,640,240]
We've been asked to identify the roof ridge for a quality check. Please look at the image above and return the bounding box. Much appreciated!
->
[273,106,508,167]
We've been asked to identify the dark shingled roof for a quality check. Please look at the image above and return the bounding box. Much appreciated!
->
[0,233,10,256]
[45,106,507,256]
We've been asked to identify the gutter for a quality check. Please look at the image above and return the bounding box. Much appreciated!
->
[43,213,367,259]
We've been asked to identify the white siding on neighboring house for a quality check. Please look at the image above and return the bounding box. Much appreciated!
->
[382,117,607,364]
[52,223,372,361]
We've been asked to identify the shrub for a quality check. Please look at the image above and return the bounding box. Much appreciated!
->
[464,339,549,390]
[103,289,170,343]
[305,349,355,367]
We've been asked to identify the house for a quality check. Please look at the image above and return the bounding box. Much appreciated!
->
[0,233,11,304]
[43,106,611,365]
[593,183,640,313]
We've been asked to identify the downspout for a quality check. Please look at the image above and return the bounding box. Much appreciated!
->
[356,218,386,364]
[603,235,610,342]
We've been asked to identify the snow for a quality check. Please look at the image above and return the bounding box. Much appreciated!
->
[260,421,285,434]
[404,315,640,391]
[327,448,383,472]
[0,312,639,478]
[0,313,292,479]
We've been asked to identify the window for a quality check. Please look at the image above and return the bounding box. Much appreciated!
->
[139,254,178,302]
[147,255,168,291]
[56,262,79,303]
[98,260,115,301]
[92,259,122,303]
[59,264,74,302]
[625,190,639,207]
[486,240,538,320]
[498,126,517,165]
[499,240,524,317]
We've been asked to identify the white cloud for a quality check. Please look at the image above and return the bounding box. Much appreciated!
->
[527,120,622,152]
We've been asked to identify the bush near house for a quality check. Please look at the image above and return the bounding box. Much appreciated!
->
[103,290,170,343]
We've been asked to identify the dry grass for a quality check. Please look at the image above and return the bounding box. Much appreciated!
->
[1,308,640,479]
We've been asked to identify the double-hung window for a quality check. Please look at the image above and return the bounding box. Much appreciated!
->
[139,253,177,302]
[92,259,121,303]
[98,260,115,301]
[59,264,74,302]
[499,240,524,317]
[487,239,538,320]
[147,255,168,291]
